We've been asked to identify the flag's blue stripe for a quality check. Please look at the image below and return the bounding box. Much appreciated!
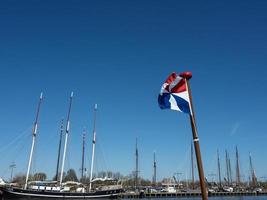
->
[158,93,171,109]
[172,94,190,114]
[158,93,190,114]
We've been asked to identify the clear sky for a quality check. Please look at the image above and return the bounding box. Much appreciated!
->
[0,0,267,182]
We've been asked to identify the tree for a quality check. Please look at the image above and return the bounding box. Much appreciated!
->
[33,172,47,181]
[63,169,78,182]
[12,173,28,186]
[52,172,65,181]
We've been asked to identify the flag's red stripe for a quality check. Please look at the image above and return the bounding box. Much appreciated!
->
[171,78,186,93]
[165,72,176,92]
[165,72,177,84]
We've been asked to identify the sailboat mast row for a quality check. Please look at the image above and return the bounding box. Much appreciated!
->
[0,94,124,199]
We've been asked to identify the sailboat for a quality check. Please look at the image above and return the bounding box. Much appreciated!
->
[0,94,123,199]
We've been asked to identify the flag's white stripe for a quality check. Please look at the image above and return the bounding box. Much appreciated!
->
[172,91,190,103]
[169,95,182,112]
[159,83,168,94]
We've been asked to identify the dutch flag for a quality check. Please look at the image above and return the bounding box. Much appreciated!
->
[158,72,191,114]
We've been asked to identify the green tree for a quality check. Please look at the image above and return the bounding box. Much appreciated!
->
[52,172,65,181]
[63,169,78,182]
[33,172,47,181]
[12,173,28,186]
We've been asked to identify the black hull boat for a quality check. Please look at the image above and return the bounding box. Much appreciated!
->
[0,186,123,199]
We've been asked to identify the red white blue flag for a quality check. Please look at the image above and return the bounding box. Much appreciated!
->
[158,72,190,113]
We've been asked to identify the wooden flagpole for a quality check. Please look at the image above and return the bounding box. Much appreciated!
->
[180,72,208,200]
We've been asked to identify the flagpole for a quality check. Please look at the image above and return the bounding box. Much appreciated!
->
[180,72,208,200]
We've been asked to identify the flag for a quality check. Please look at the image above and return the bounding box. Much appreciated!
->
[158,72,190,113]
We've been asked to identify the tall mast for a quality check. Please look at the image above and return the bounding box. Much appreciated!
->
[81,129,86,179]
[228,154,233,185]
[249,153,257,187]
[153,152,156,185]
[191,142,195,189]
[225,150,230,185]
[235,146,241,186]
[24,92,43,189]
[217,150,222,188]
[89,104,97,191]
[55,119,64,182]
[59,92,74,186]
[135,138,139,190]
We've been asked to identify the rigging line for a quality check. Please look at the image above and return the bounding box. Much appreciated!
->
[0,133,31,162]
[97,137,108,173]
[177,142,191,172]
[0,126,32,153]
[207,152,217,181]
[0,135,32,178]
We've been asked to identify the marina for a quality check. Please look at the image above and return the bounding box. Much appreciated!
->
[0,73,266,199]
[1,1,267,200]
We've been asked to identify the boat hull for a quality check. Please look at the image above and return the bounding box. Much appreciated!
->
[0,187,122,199]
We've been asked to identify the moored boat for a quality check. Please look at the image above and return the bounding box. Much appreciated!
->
[0,185,123,199]
[0,94,123,199]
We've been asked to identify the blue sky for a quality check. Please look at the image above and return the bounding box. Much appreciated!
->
[0,0,267,182]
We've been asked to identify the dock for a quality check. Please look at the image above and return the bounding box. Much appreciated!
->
[120,191,267,198]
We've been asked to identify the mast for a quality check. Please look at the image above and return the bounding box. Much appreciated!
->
[191,142,195,189]
[135,138,139,190]
[225,150,230,185]
[81,129,86,179]
[228,154,233,184]
[153,152,156,185]
[55,119,64,182]
[236,146,241,186]
[89,104,97,191]
[217,150,222,188]
[181,72,208,200]
[249,153,257,187]
[24,92,43,189]
[59,92,74,186]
